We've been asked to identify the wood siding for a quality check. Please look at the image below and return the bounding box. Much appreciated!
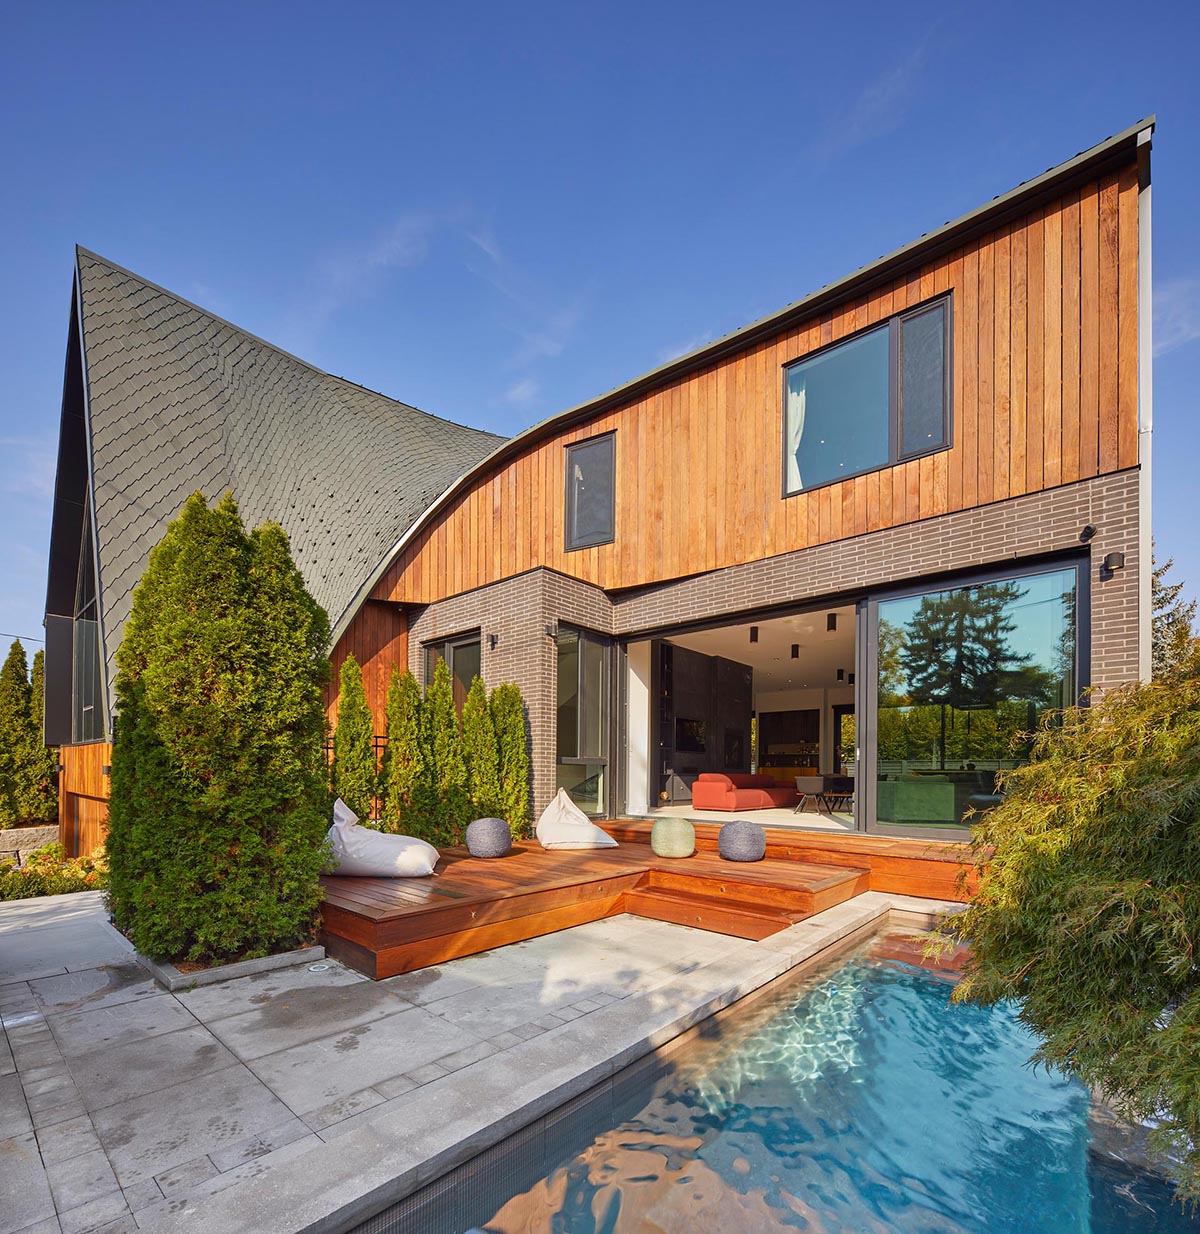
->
[325,600,407,732]
[373,167,1140,607]
[59,741,112,858]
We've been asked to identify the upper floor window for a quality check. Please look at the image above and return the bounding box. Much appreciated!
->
[784,297,950,495]
[565,433,615,551]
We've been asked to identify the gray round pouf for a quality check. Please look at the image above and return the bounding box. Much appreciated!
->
[718,819,766,862]
[465,817,512,858]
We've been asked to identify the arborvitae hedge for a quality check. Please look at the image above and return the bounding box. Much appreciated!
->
[422,658,469,845]
[490,682,530,837]
[0,641,31,826]
[380,668,426,834]
[106,492,331,964]
[332,654,376,819]
[28,651,58,822]
[0,640,56,827]
[461,676,501,819]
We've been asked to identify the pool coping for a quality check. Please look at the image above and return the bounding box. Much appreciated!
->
[141,891,963,1234]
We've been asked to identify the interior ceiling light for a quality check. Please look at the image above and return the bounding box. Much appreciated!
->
[791,644,799,659]
[749,626,759,643]
[837,668,845,682]
[827,613,838,632]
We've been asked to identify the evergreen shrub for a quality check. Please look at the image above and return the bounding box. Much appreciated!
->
[490,682,530,837]
[332,654,376,819]
[461,676,501,819]
[106,492,331,965]
[379,668,426,834]
[422,658,469,845]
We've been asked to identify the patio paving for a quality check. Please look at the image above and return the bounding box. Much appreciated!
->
[0,886,960,1234]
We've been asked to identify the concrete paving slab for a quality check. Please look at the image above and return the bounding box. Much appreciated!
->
[1,1072,33,1138]
[66,1027,237,1113]
[45,1146,121,1214]
[245,1002,483,1115]
[196,973,412,1062]
[0,1131,56,1234]
[29,965,160,1017]
[378,951,529,1007]
[47,996,196,1058]
[171,958,365,1024]
[35,1113,103,1166]
[90,1063,293,1186]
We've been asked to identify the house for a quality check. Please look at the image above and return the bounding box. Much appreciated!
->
[45,117,1154,854]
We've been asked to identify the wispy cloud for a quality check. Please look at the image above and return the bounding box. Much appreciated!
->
[503,377,540,406]
[808,38,931,162]
[282,210,449,345]
[656,330,715,366]
[0,436,56,501]
[1154,277,1200,357]
[463,224,587,400]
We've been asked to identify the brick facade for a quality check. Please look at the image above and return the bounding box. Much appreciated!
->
[409,471,1143,818]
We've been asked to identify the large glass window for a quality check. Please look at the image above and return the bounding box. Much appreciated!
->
[424,634,481,713]
[871,565,1078,832]
[556,627,611,814]
[72,500,105,742]
[784,298,950,494]
[565,434,615,550]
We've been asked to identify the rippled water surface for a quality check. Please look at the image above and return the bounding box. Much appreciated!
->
[478,935,1197,1234]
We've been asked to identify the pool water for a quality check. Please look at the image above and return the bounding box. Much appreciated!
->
[475,934,1197,1234]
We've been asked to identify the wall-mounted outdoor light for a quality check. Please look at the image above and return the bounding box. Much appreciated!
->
[487,633,499,650]
[544,620,559,640]
[1080,524,1097,543]
[1101,551,1126,580]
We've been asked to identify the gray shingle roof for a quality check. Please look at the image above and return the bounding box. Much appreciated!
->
[75,248,504,700]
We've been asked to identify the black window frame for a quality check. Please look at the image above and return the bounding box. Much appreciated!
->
[555,624,615,817]
[423,631,482,714]
[780,293,953,499]
[564,431,616,552]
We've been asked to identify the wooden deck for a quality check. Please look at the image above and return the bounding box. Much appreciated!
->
[319,822,975,980]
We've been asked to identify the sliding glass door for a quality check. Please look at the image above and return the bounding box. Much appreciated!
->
[862,562,1083,837]
[556,627,613,816]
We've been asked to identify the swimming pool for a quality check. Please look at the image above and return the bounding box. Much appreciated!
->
[456,931,1196,1234]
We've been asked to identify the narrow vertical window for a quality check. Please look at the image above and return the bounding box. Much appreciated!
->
[565,434,615,550]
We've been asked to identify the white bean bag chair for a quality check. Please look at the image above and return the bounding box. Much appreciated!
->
[324,798,439,877]
[536,788,618,850]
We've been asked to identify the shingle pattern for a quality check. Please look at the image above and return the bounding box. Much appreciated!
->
[75,249,503,699]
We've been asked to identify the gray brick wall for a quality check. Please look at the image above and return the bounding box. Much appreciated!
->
[409,471,1143,818]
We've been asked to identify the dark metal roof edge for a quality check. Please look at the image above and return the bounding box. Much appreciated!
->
[354,115,1154,612]
[72,246,503,442]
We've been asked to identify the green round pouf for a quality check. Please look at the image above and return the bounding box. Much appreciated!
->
[651,816,696,859]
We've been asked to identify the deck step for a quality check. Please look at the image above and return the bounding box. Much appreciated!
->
[621,888,801,940]
[644,862,869,916]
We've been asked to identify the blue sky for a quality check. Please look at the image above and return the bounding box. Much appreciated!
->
[2,2,1197,656]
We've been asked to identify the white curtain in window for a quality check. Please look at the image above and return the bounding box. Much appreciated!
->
[786,378,805,492]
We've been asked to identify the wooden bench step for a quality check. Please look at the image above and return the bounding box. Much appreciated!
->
[621,888,800,940]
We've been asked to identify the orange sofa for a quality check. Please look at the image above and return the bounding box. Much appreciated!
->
[690,773,799,811]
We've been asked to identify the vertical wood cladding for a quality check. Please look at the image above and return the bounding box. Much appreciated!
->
[325,600,407,732]
[58,741,112,857]
[372,167,1140,607]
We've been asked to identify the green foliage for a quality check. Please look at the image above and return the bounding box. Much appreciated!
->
[379,668,427,834]
[0,842,106,901]
[106,492,331,965]
[421,658,469,845]
[1153,550,1198,679]
[461,676,501,819]
[0,640,56,827]
[331,654,376,819]
[490,682,530,837]
[933,644,1200,1198]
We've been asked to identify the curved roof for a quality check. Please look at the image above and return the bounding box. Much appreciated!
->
[73,248,504,697]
